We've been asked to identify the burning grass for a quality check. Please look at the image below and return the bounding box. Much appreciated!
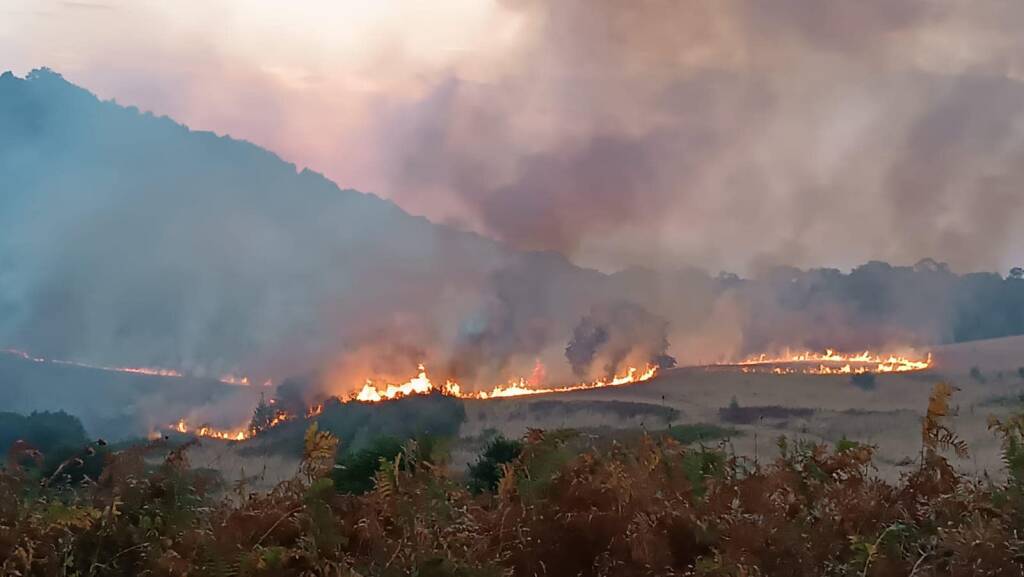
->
[165,348,929,444]
[166,363,660,443]
[720,348,933,375]
[355,363,659,401]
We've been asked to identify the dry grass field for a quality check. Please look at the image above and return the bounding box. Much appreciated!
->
[463,336,1024,480]
[187,336,1024,486]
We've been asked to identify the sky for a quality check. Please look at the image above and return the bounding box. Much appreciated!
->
[3,0,1024,274]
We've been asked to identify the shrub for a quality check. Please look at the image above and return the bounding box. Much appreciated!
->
[333,434,447,494]
[514,399,678,422]
[719,403,814,425]
[970,365,986,383]
[4,387,1024,576]
[333,436,404,494]
[850,371,877,390]
[245,391,467,456]
[0,411,96,482]
[0,410,88,455]
[467,435,523,493]
[665,423,737,444]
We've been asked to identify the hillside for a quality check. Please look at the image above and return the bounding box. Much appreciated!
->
[4,68,1024,412]
[0,350,259,441]
[0,68,594,386]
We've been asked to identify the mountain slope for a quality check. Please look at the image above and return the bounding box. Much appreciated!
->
[0,350,259,440]
[0,68,531,384]
[4,68,1024,406]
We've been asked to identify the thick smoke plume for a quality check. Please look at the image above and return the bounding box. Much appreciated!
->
[2,70,1024,425]
[379,0,1024,273]
[6,1,1024,273]
[565,302,676,380]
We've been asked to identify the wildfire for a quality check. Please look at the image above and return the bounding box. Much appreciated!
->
[170,419,249,441]
[3,348,261,385]
[167,407,294,442]
[354,365,437,402]
[725,349,932,375]
[147,357,658,442]
[353,363,659,402]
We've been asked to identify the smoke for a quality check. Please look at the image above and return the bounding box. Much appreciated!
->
[0,69,507,391]
[3,68,1024,421]
[565,301,676,380]
[6,1,1024,273]
[377,0,1024,273]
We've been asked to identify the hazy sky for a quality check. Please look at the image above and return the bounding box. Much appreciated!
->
[4,0,1024,274]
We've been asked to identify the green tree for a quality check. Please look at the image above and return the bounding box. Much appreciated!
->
[468,435,523,493]
[248,393,277,436]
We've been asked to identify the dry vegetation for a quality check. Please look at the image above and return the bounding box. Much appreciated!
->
[2,383,1024,576]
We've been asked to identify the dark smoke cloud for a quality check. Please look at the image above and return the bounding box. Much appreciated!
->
[4,69,1024,418]
[379,0,1024,272]
[9,1,1024,273]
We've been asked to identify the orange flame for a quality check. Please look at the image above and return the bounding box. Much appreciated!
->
[728,348,932,374]
[170,419,249,441]
[157,359,659,441]
[352,363,659,402]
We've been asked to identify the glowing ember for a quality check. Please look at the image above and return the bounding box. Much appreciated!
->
[725,349,932,374]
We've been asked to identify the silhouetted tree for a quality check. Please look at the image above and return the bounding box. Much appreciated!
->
[248,393,276,436]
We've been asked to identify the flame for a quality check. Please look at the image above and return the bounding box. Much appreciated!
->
[167,406,296,442]
[3,348,261,385]
[354,364,436,402]
[351,363,659,402]
[727,349,932,374]
[170,363,658,442]
[170,418,249,441]
[162,360,653,443]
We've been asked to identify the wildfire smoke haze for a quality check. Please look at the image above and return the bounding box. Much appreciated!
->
[3,348,257,385]
[4,2,1024,444]
[7,6,1024,574]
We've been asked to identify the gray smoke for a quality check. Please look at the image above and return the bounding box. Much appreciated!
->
[3,69,1024,411]
[379,0,1024,273]
[565,301,676,380]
